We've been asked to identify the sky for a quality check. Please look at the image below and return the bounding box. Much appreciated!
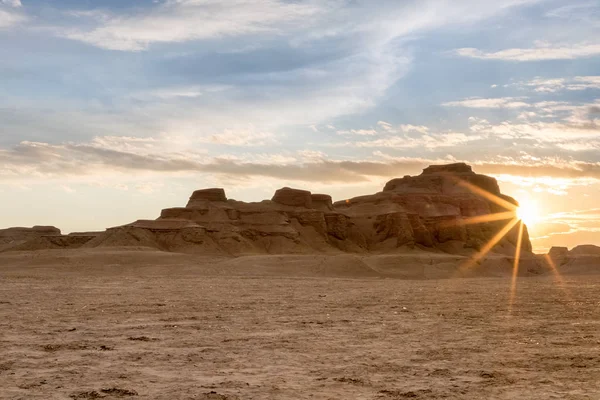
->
[1,0,600,252]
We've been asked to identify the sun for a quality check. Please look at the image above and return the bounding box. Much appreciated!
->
[516,197,539,227]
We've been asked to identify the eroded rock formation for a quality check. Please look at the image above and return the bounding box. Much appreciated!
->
[64,162,532,256]
[0,226,102,252]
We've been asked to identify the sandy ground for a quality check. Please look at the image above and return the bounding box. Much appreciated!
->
[1,250,599,399]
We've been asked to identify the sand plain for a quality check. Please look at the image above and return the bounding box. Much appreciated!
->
[1,249,599,399]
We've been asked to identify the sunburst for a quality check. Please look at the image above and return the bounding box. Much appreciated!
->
[447,176,565,312]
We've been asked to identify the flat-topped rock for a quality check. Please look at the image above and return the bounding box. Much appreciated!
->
[548,246,569,261]
[422,162,473,175]
[189,188,227,203]
[272,187,313,208]
[383,166,500,196]
[0,226,61,239]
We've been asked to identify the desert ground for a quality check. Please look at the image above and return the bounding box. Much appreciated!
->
[1,249,599,400]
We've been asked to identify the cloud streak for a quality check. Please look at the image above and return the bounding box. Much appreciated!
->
[443,97,530,108]
[3,139,600,185]
[63,0,323,51]
[514,76,600,92]
[454,42,600,61]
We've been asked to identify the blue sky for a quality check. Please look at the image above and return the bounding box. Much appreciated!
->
[1,0,600,251]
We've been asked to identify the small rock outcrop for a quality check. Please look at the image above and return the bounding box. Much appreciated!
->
[187,188,227,207]
[272,187,313,208]
[0,226,97,251]
[569,245,600,256]
[548,246,569,261]
[1,163,534,257]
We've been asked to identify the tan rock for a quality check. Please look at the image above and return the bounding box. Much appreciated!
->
[186,188,227,208]
[6,163,534,257]
[311,194,333,211]
[272,187,313,208]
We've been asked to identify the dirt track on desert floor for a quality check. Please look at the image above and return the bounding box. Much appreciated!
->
[1,256,600,399]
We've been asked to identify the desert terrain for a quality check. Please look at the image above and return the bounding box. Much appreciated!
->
[1,249,600,400]
[2,164,600,399]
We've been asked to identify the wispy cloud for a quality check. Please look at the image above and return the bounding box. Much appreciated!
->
[341,133,485,149]
[514,76,600,92]
[400,124,429,134]
[336,129,378,136]
[4,138,600,184]
[0,6,24,28]
[62,0,323,51]
[443,97,530,108]
[454,42,600,61]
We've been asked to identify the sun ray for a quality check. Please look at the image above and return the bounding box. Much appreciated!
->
[456,179,518,211]
[509,221,524,313]
[543,254,573,302]
[459,217,520,272]
[445,211,516,227]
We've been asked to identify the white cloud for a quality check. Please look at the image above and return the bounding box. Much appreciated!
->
[203,128,277,146]
[443,97,530,108]
[62,0,323,51]
[510,76,600,93]
[336,129,378,136]
[340,132,485,149]
[454,42,600,61]
[377,121,393,131]
[297,150,326,162]
[478,118,600,142]
[0,7,24,28]
[400,124,429,134]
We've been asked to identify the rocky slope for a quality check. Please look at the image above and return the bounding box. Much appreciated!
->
[3,162,528,256]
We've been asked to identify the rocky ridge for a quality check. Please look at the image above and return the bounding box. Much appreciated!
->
[1,163,534,256]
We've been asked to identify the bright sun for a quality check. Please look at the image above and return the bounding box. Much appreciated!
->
[516,198,540,227]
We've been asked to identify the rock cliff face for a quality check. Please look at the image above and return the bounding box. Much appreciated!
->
[74,163,531,256]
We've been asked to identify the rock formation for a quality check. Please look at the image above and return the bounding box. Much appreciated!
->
[569,245,600,256]
[0,226,61,251]
[548,246,569,264]
[0,226,101,252]
[35,162,529,257]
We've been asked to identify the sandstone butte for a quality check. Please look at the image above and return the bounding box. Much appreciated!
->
[1,163,546,257]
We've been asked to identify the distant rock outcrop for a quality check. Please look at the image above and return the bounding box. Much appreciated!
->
[569,245,600,256]
[272,187,313,208]
[548,246,569,264]
[1,163,534,257]
[0,226,61,251]
[0,226,101,252]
